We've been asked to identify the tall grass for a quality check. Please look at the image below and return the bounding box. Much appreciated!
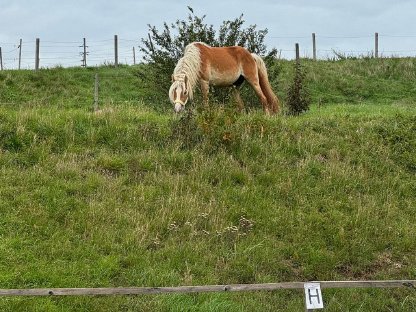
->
[0,59,415,311]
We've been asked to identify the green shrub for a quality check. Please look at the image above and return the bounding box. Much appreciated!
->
[286,61,311,116]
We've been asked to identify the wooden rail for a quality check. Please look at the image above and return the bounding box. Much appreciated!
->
[0,280,414,297]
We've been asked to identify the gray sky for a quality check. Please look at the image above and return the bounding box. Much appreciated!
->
[1,0,415,68]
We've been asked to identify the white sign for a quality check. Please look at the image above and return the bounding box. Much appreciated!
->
[304,283,324,309]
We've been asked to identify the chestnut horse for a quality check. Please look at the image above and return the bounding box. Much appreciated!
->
[169,42,279,114]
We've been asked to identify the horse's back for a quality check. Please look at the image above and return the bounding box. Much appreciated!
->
[193,43,256,85]
[194,43,252,62]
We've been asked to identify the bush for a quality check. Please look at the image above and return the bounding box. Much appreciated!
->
[286,61,311,116]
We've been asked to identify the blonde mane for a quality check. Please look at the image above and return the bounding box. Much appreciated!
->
[170,43,203,100]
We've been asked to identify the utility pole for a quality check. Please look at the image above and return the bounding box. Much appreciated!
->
[80,38,88,67]
[0,47,3,70]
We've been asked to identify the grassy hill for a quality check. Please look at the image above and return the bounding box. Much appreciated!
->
[0,58,415,311]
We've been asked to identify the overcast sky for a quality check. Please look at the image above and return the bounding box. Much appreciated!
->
[1,0,415,68]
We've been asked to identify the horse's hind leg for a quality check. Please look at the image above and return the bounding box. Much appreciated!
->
[242,64,270,114]
[246,77,270,114]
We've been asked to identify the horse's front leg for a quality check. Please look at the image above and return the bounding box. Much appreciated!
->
[233,86,244,112]
[200,80,209,107]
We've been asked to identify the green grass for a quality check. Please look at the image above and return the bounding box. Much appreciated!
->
[275,57,416,108]
[0,59,416,311]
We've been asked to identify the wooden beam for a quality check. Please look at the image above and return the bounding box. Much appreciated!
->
[0,280,414,297]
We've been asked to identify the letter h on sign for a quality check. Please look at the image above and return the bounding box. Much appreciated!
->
[304,283,324,310]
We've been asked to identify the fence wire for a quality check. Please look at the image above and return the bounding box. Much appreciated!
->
[1,33,416,70]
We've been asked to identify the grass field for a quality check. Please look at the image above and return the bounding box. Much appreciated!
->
[0,58,415,311]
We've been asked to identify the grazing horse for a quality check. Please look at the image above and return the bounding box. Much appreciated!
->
[169,42,279,114]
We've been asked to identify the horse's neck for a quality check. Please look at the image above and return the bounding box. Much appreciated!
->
[177,46,200,80]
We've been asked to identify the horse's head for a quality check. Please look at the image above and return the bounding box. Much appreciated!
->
[169,74,189,113]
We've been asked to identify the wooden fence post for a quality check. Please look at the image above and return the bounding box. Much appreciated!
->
[295,43,300,63]
[35,38,40,71]
[0,47,3,70]
[94,73,99,111]
[18,39,22,70]
[114,35,118,67]
[375,32,379,58]
[312,33,316,61]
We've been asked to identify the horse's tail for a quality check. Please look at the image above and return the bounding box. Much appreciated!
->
[251,54,280,114]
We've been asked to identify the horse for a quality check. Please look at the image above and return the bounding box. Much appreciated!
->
[169,42,280,114]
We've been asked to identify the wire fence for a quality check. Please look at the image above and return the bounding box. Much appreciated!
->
[271,33,416,60]
[0,37,141,70]
[1,33,416,70]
